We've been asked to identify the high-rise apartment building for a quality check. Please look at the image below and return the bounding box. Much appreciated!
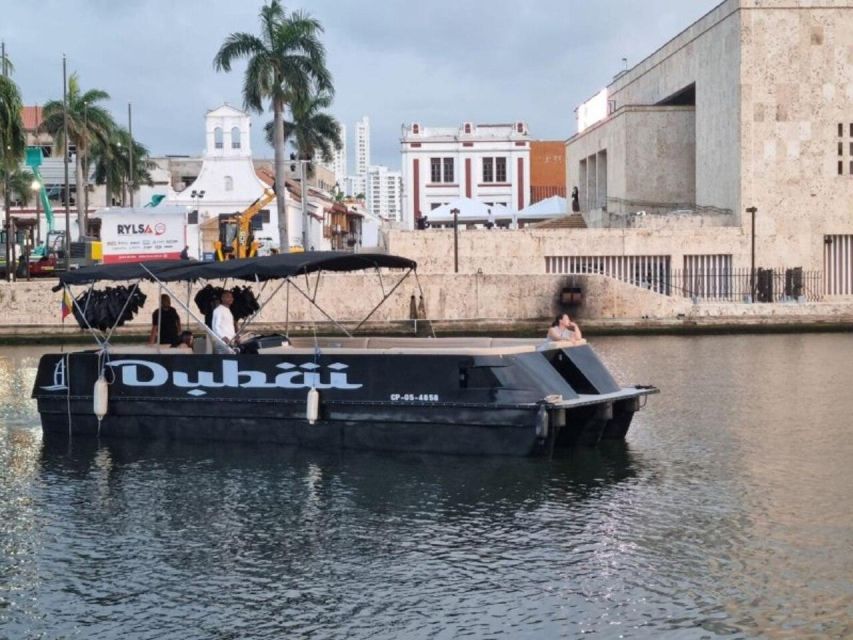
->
[366,165,403,221]
[322,123,347,187]
[355,116,371,176]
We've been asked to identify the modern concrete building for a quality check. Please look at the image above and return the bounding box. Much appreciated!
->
[400,121,532,229]
[365,165,403,221]
[566,0,853,293]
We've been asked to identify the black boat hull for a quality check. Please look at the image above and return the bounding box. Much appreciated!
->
[33,344,655,457]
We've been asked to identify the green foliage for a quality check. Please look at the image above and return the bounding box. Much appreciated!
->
[263,89,342,177]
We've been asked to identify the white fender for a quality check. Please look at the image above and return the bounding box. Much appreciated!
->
[94,376,109,420]
[306,387,320,425]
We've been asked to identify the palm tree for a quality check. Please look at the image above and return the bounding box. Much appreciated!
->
[0,168,36,208]
[214,0,333,251]
[263,88,342,178]
[41,73,114,232]
[91,127,155,206]
[0,73,25,270]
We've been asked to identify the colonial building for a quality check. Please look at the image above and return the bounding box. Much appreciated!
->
[165,104,285,255]
[400,121,532,229]
[565,0,853,293]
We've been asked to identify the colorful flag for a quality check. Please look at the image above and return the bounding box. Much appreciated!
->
[61,289,73,321]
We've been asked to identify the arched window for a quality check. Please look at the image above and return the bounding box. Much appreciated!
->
[412,123,420,134]
[224,176,233,191]
[231,127,241,149]
[463,123,472,134]
[214,127,223,149]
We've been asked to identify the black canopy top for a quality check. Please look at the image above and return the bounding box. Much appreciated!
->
[56,252,417,287]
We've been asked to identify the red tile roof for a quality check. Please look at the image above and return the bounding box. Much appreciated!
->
[21,106,43,131]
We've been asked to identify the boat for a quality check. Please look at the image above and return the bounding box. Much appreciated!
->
[31,252,658,456]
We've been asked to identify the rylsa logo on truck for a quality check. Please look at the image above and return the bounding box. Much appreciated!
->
[117,222,167,236]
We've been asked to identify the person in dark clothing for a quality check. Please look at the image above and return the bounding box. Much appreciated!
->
[149,294,181,345]
[571,186,580,213]
[180,246,190,260]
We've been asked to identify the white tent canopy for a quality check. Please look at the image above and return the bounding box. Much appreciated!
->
[426,197,516,223]
[517,195,568,219]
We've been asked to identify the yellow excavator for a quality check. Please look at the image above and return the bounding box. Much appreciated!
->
[214,188,276,261]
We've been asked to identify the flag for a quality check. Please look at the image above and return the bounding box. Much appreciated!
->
[61,289,73,321]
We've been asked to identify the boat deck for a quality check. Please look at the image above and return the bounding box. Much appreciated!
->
[108,337,587,356]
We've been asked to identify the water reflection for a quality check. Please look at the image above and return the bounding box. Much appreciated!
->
[1,336,852,639]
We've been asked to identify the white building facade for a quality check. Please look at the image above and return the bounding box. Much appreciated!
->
[400,122,532,229]
[322,122,347,186]
[365,165,403,221]
[355,116,370,176]
[165,104,296,256]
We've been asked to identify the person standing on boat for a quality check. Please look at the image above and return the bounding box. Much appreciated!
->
[149,294,181,345]
[547,313,582,343]
[211,290,236,353]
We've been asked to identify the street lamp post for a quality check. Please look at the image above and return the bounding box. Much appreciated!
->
[451,207,460,273]
[31,179,41,245]
[191,189,205,259]
[746,206,757,302]
[300,159,309,250]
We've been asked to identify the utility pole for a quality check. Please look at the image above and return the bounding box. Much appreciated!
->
[301,159,309,250]
[62,54,70,271]
[127,102,134,207]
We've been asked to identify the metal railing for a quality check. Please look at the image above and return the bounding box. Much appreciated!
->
[548,258,824,303]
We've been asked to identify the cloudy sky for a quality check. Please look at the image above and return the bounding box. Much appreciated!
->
[3,0,720,171]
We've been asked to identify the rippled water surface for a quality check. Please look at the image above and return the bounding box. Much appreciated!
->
[1,334,852,639]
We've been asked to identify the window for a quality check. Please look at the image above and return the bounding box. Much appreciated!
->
[430,202,441,210]
[483,157,494,182]
[443,158,454,183]
[840,142,845,156]
[430,158,441,182]
[251,210,270,231]
[412,123,420,134]
[495,157,507,182]
[839,123,844,137]
[231,127,241,149]
[214,127,223,149]
[224,176,233,191]
[464,123,471,134]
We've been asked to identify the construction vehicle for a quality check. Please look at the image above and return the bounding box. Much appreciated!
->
[22,147,101,276]
[214,187,275,261]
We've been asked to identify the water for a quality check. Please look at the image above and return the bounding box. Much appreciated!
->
[1,334,851,639]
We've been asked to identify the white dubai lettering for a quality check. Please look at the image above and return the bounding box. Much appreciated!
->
[107,359,362,396]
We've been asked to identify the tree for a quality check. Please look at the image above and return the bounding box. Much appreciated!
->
[0,168,36,208]
[41,73,114,232]
[214,0,333,251]
[0,72,25,273]
[263,88,342,178]
[91,127,155,206]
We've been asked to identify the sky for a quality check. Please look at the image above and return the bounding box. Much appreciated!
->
[2,0,721,172]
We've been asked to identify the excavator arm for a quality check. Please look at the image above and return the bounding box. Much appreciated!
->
[215,187,276,260]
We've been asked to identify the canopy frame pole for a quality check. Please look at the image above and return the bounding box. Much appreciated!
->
[287,277,353,337]
[235,278,285,342]
[285,280,290,338]
[156,283,162,346]
[413,270,436,338]
[185,281,191,328]
[139,266,236,354]
[352,267,414,335]
[66,283,106,349]
[103,281,142,346]
[375,266,387,297]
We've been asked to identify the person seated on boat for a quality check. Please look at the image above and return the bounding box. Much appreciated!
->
[547,313,582,343]
[149,294,181,346]
[171,330,194,350]
[211,290,237,353]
